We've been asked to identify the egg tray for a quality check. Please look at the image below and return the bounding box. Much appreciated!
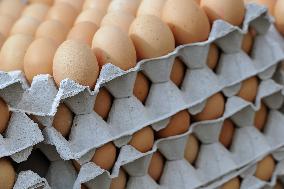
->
[13,170,50,189]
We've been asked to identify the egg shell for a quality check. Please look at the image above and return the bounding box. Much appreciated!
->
[24,38,57,83]
[193,93,225,121]
[184,135,199,164]
[83,0,111,13]
[254,155,275,181]
[170,58,186,87]
[275,181,284,189]
[237,76,259,102]
[0,158,16,189]
[129,15,175,60]
[28,0,54,6]
[22,3,49,22]
[81,184,88,189]
[0,34,33,72]
[10,16,41,36]
[67,22,98,47]
[195,0,200,4]
[156,110,191,138]
[242,32,254,54]
[219,119,235,148]
[110,169,127,189]
[52,103,73,137]
[128,126,154,153]
[0,97,9,134]
[55,0,84,12]
[207,44,219,69]
[0,34,5,49]
[245,0,276,16]
[75,8,104,27]
[274,0,284,36]
[91,142,117,170]
[162,0,210,44]
[201,0,245,26]
[92,25,137,70]
[107,0,141,16]
[72,160,81,172]
[148,151,165,181]
[220,177,240,189]
[136,0,165,18]
[133,72,150,104]
[0,0,24,19]
[93,88,113,120]
[254,102,268,131]
[0,15,15,38]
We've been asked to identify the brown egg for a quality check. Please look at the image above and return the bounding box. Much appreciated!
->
[107,0,141,16]
[67,22,98,46]
[128,126,154,153]
[72,160,81,172]
[55,0,84,12]
[24,38,57,83]
[0,34,33,72]
[92,25,137,70]
[0,15,15,38]
[254,102,268,131]
[275,181,284,189]
[137,0,165,18]
[10,17,40,36]
[133,73,150,104]
[53,40,99,88]
[53,104,73,137]
[22,3,49,22]
[274,0,284,36]
[220,177,241,189]
[242,32,254,54]
[93,88,113,120]
[162,0,210,45]
[75,8,104,27]
[0,0,24,19]
[237,77,259,102]
[193,93,225,121]
[207,44,219,69]
[219,119,235,148]
[35,20,68,46]
[129,15,175,60]
[0,98,9,134]
[28,0,54,5]
[100,11,135,33]
[195,0,200,4]
[156,110,191,138]
[184,135,199,164]
[255,155,275,181]
[83,0,111,13]
[148,151,165,181]
[0,33,5,49]
[81,184,88,189]
[200,0,245,26]
[244,0,276,16]
[46,2,78,29]
[0,158,16,189]
[91,142,117,170]
[170,58,186,87]
[110,169,127,189]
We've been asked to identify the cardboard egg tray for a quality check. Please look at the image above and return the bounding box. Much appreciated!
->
[14,170,50,189]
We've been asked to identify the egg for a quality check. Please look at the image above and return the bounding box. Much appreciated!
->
[237,77,259,102]
[0,15,15,38]
[184,135,199,164]
[0,34,33,72]
[28,0,54,5]
[242,32,254,54]
[81,184,88,189]
[274,0,284,36]
[46,2,78,29]
[53,40,99,88]
[100,11,135,33]
[254,155,275,181]
[219,119,235,148]
[110,169,127,189]
[254,102,268,131]
[72,160,81,172]
[52,103,73,137]
[67,22,98,46]
[129,15,175,60]
[24,38,57,83]
[91,142,117,170]
[0,98,9,134]
[136,0,165,18]
[133,72,150,104]
[162,0,210,45]
[170,58,186,87]
[75,8,104,27]
[195,0,200,4]
[35,20,68,46]
[200,0,245,26]
[0,34,5,49]
[156,110,191,138]
[244,0,276,16]
[128,126,154,153]
[193,93,225,121]
[29,115,45,129]
[10,17,40,36]
[93,88,113,120]
[207,44,219,69]
[0,0,24,19]
[83,0,111,13]
[148,151,165,181]
[0,158,15,189]
[22,3,49,22]
[107,0,141,16]
[275,181,284,189]
[92,25,137,70]
[55,0,84,12]
[220,177,240,189]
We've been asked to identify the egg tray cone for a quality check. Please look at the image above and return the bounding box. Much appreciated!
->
[13,170,50,189]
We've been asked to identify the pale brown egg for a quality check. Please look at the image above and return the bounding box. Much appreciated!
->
[67,22,98,46]
[237,77,259,102]
[129,15,175,60]
[220,177,241,189]
[55,0,84,12]
[244,0,276,16]
[170,58,186,87]
[35,20,68,46]
[207,44,219,69]
[0,97,9,134]
[255,155,275,181]
[53,40,99,88]
[274,0,284,36]
[128,126,154,153]
[162,0,210,45]
[184,135,199,164]
[93,88,113,120]
[10,17,41,36]
[107,0,141,16]
[28,0,54,5]
[156,110,191,138]
[0,0,24,19]
[72,160,81,172]
[148,151,165,181]
[133,72,150,104]
[0,15,15,38]
[0,158,15,189]
[275,181,284,189]
[24,38,57,83]
[22,3,49,22]
[137,0,165,18]
[219,119,235,148]
[110,169,127,189]
[0,34,33,72]
[193,93,225,121]
[0,33,5,49]
[91,142,117,170]
[254,102,268,131]
[75,8,104,27]
[92,25,137,70]
[53,103,73,137]
[242,32,254,54]
[46,2,78,29]
[100,11,135,33]
[83,0,111,13]
[201,0,245,26]
[195,0,200,4]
